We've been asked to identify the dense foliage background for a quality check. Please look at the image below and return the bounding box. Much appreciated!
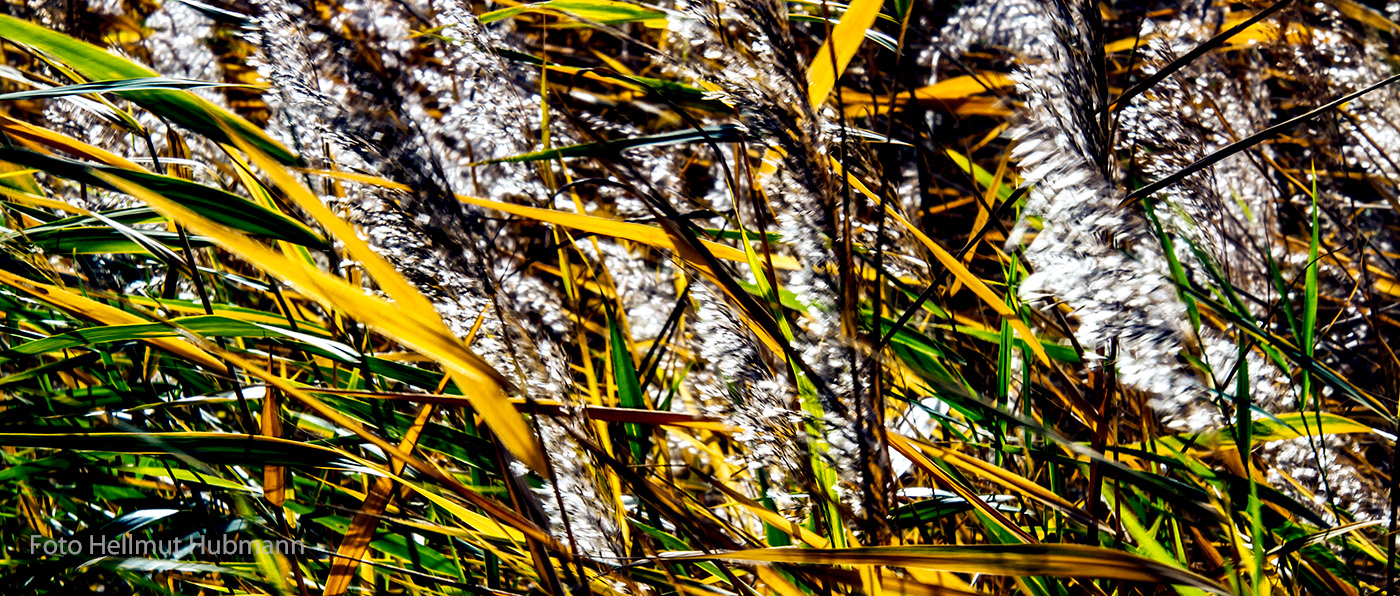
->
[0,0,1399,594]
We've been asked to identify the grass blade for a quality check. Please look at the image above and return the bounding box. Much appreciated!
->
[806,0,884,106]
[660,544,1231,594]
[0,77,255,101]
[0,15,298,164]
[95,172,549,473]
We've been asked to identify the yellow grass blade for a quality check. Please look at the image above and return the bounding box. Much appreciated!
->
[834,160,1049,364]
[457,194,798,269]
[838,73,1016,116]
[0,114,146,171]
[94,173,549,473]
[171,329,550,548]
[659,544,1230,594]
[261,388,285,506]
[839,73,1015,106]
[905,436,1088,518]
[230,136,440,323]
[0,269,227,373]
[888,433,1038,544]
[706,477,831,548]
[291,168,798,269]
[323,403,436,595]
[1267,520,1383,557]
[0,183,91,215]
[1124,411,1377,457]
[806,0,885,108]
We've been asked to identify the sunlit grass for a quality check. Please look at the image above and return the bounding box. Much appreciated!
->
[0,1,1394,595]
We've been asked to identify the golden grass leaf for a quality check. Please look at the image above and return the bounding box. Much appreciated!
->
[94,172,549,473]
[290,167,798,269]
[887,433,1038,544]
[659,544,1230,594]
[0,268,227,372]
[324,404,436,596]
[805,0,884,108]
[0,114,146,170]
[834,160,1050,364]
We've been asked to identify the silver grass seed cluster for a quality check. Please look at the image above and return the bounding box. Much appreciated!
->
[667,0,891,520]
[251,0,625,560]
[958,0,1395,522]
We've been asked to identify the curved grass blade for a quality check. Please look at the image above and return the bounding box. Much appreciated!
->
[0,113,145,170]
[96,172,549,473]
[0,431,361,468]
[888,433,1038,544]
[174,332,556,547]
[0,77,256,102]
[227,135,439,323]
[0,15,298,164]
[483,124,742,164]
[0,314,311,361]
[18,226,213,255]
[1267,520,1383,557]
[286,166,799,268]
[659,544,1231,595]
[223,135,556,473]
[0,268,228,373]
[1130,412,1377,456]
[25,206,162,231]
[480,0,666,25]
[457,194,796,269]
[323,403,437,595]
[0,149,326,248]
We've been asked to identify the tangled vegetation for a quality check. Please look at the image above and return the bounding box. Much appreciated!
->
[0,0,1399,594]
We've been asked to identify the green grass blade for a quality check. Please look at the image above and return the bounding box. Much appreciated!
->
[0,149,326,248]
[0,15,299,164]
[479,0,666,25]
[607,310,649,464]
[0,77,255,101]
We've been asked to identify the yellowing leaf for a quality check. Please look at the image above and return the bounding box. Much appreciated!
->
[479,0,667,26]
[94,172,549,473]
[291,168,799,269]
[660,544,1230,594]
[229,136,440,322]
[806,0,885,107]
[839,72,1015,114]
[457,194,799,270]
[167,328,550,548]
[0,114,146,171]
[834,160,1049,364]
[908,438,1089,521]
[1128,412,1377,456]
[888,433,1037,544]
[324,404,437,596]
[0,268,227,373]
[291,167,798,368]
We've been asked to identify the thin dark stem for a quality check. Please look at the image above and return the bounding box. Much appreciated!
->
[1121,71,1400,207]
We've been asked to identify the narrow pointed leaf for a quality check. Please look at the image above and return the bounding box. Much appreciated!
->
[95,173,548,473]
[0,15,299,164]
[660,544,1231,594]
